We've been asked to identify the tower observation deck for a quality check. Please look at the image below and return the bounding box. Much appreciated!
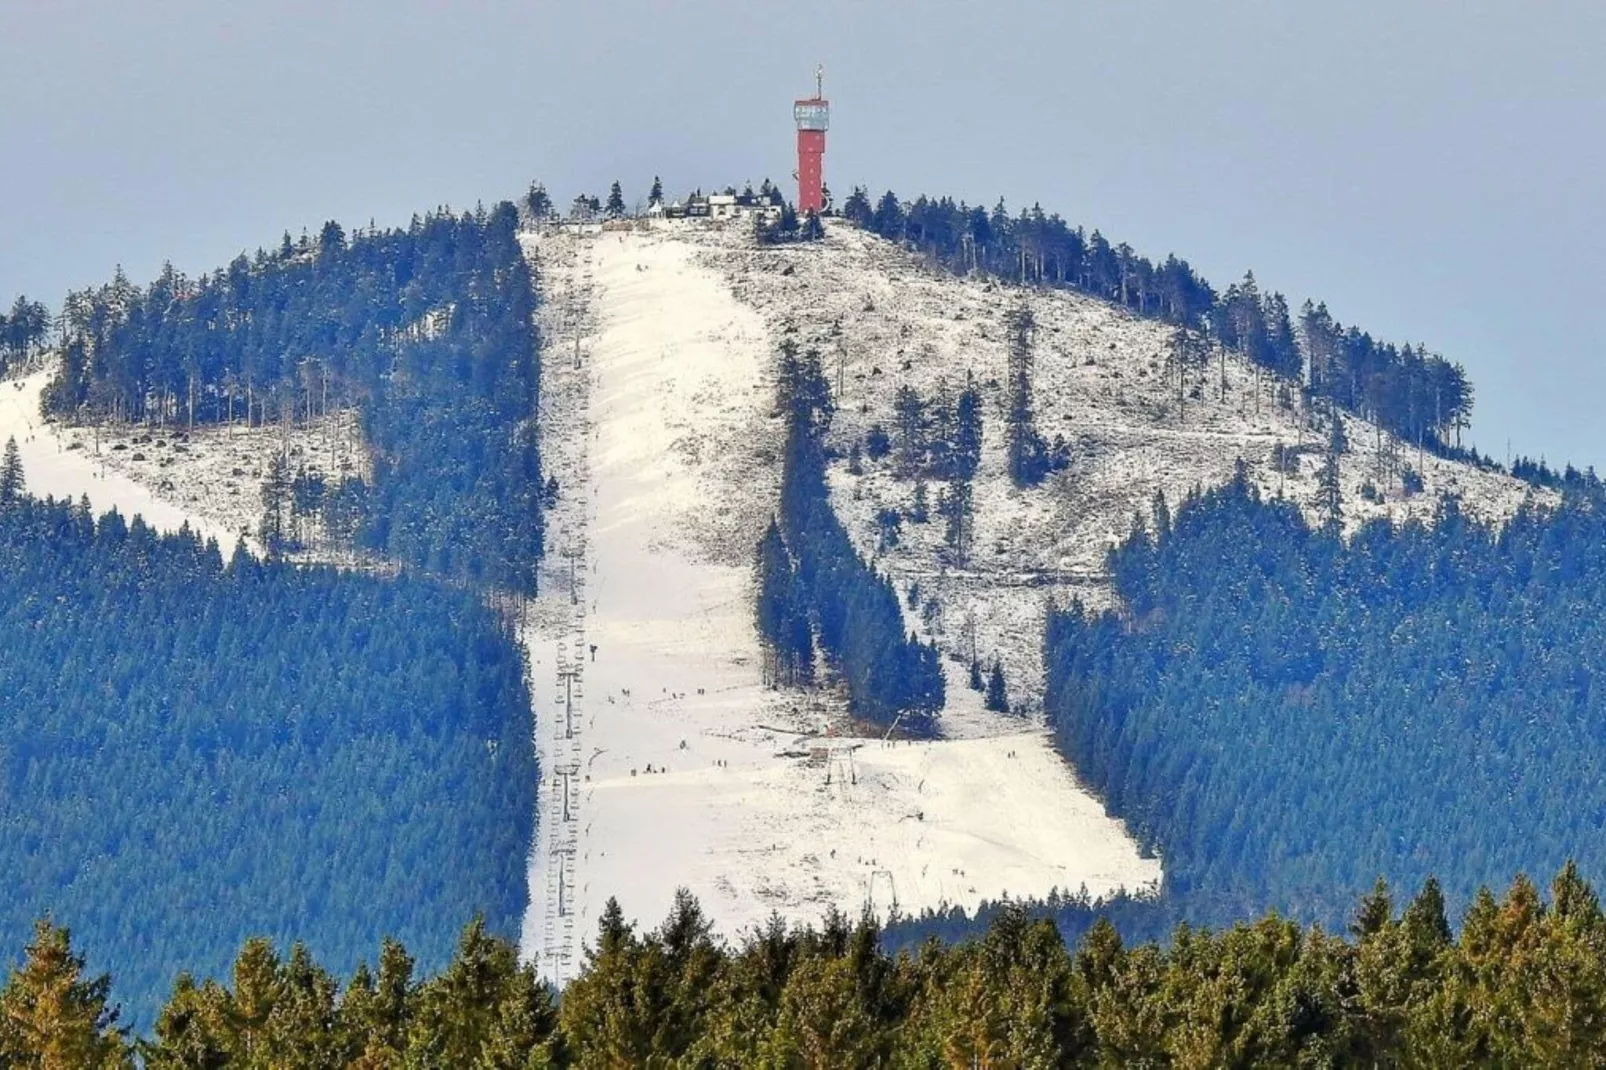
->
[793,67,829,216]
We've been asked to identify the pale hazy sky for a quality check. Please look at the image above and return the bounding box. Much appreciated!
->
[3,1,1603,466]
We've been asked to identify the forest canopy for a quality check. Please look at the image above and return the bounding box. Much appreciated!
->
[44,203,543,591]
[10,867,1606,1066]
[0,484,535,1026]
[1046,469,1606,930]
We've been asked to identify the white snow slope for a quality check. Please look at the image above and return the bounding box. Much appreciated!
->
[518,223,1160,985]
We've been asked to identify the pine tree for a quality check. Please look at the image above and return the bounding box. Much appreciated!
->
[1316,420,1344,534]
[525,182,553,221]
[842,187,873,229]
[260,452,291,553]
[649,176,663,206]
[1168,326,1210,418]
[408,918,550,1068]
[893,385,925,474]
[266,943,343,1067]
[968,658,984,691]
[0,437,22,507]
[910,480,929,523]
[340,938,414,1065]
[1152,489,1171,538]
[0,920,129,1068]
[954,375,982,481]
[227,937,282,1064]
[871,191,904,240]
[985,659,1010,712]
[940,480,972,563]
[605,181,626,220]
[755,519,812,687]
[143,973,229,1069]
[1005,305,1048,486]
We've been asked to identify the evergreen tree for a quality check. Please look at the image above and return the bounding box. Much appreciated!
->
[142,974,229,1069]
[1004,305,1054,486]
[984,659,1009,712]
[0,921,129,1068]
[259,452,290,554]
[755,518,813,688]
[1315,421,1344,532]
[772,341,942,731]
[871,191,905,241]
[341,939,414,1064]
[525,182,553,221]
[940,479,973,563]
[910,480,929,524]
[605,181,626,219]
[892,385,925,474]
[842,187,873,229]
[832,187,1471,450]
[408,919,558,1069]
[0,437,21,507]
[648,175,663,206]
[954,375,983,481]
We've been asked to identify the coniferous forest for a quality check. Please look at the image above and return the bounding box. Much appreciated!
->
[765,341,945,734]
[45,202,543,591]
[1046,467,1606,931]
[11,868,1606,1066]
[12,171,1606,1065]
[0,486,535,1026]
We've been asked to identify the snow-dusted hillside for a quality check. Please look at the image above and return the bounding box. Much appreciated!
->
[4,213,1541,986]
[517,224,1160,984]
[694,222,1547,712]
[0,364,370,561]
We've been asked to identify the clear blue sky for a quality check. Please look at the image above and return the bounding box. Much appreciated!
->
[3,1,1602,467]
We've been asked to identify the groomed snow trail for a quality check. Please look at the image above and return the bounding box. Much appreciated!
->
[518,224,1159,982]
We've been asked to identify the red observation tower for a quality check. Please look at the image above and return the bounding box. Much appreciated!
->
[793,67,829,216]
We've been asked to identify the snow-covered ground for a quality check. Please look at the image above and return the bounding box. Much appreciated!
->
[0,363,369,560]
[518,223,1159,983]
[693,222,1550,712]
[0,367,239,555]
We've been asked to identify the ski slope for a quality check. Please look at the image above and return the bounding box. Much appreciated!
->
[518,224,1160,983]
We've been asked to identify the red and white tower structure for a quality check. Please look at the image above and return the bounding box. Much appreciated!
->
[793,67,829,216]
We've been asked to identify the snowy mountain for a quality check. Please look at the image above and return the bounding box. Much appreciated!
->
[510,218,1540,982]
[0,214,1545,987]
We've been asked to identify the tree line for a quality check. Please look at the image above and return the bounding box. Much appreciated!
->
[839,187,1472,452]
[760,342,945,734]
[15,863,1606,1065]
[0,482,536,1028]
[42,202,544,590]
[0,294,50,376]
[1046,466,1606,933]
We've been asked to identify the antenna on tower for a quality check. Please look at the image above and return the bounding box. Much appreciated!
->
[816,64,824,99]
